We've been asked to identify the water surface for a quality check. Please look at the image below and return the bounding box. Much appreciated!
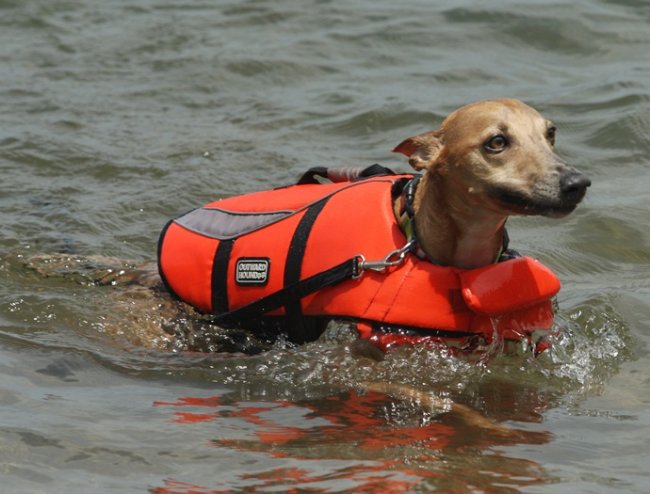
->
[1,1,650,492]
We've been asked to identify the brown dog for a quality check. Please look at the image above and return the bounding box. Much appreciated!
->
[393,98,590,269]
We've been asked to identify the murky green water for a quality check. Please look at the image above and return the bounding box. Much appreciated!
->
[2,1,650,492]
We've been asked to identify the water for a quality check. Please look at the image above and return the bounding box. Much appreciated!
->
[2,0,650,492]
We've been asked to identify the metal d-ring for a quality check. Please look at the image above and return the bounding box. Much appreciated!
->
[353,239,416,278]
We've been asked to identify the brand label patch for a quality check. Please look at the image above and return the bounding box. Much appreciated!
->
[235,258,270,285]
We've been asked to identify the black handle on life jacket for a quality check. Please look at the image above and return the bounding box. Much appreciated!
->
[297,164,396,185]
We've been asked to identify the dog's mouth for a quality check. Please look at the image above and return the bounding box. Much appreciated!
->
[487,168,590,217]
[488,188,583,218]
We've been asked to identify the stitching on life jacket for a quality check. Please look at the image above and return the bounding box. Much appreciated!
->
[378,259,417,321]
[355,255,414,322]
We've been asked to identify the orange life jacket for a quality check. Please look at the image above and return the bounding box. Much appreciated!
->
[158,169,560,353]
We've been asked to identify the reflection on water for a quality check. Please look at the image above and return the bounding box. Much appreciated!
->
[151,387,552,493]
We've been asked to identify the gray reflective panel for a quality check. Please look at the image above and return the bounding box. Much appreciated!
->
[174,207,293,240]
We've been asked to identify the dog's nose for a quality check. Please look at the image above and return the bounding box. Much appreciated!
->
[560,171,591,200]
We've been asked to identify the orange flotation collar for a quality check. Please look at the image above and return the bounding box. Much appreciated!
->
[158,168,560,353]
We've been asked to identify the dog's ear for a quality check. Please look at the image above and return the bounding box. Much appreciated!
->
[392,130,443,171]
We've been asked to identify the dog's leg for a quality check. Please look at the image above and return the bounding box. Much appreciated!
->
[348,340,512,434]
[349,338,386,361]
[359,380,550,443]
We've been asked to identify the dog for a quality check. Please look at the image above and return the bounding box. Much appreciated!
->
[155,97,589,352]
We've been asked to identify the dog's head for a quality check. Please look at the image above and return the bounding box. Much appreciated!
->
[393,99,590,218]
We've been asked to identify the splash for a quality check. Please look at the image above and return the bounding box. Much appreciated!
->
[544,295,630,393]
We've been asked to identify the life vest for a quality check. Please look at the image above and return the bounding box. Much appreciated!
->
[158,168,560,353]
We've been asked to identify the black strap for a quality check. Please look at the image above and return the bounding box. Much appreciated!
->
[211,239,234,314]
[157,219,178,299]
[212,257,359,326]
[284,197,330,342]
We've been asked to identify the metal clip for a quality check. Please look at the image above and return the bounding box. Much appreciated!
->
[353,239,415,278]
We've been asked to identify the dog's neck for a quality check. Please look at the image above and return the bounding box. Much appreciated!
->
[411,172,507,270]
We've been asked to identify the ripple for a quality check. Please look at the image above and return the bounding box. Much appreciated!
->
[442,7,603,56]
[225,59,340,84]
[538,246,618,278]
[546,295,631,393]
[568,212,650,265]
[585,113,650,155]
[327,107,442,137]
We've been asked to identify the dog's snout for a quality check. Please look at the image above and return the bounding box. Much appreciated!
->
[560,171,591,202]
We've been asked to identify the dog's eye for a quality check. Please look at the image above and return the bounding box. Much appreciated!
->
[484,135,508,153]
[546,126,557,145]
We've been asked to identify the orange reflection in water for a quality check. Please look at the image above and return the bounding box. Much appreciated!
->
[152,389,550,493]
